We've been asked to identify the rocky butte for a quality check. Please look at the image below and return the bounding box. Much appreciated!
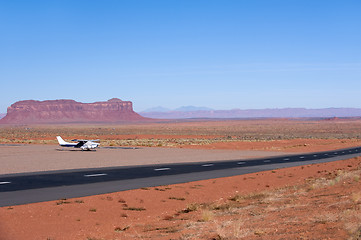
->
[0,98,148,124]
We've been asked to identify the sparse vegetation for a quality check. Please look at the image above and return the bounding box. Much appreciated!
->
[122,160,358,239]
[200,210,214,222]
[351,192,361,203]
[168,164,361,239]
[56,199,71,205]
[2,158,361,239]
[1,121,361,239]
[143,225,180,233]
[229,192,268,202]
[169,197,186,201]
[309,169,361,190]
[154,186,172,191]
[114,226,130,232]
[122,207,146,211]
[1,119,361,148]
[181,203,203,213]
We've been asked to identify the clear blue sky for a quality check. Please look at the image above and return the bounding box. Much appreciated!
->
[1,0,360,113]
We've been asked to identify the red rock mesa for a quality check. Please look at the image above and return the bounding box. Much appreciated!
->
[0,98,147,124]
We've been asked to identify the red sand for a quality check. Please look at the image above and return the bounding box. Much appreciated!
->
[1,156,360,240]
[184,138,361,152]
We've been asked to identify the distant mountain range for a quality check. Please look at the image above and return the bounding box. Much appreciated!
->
[141,106,172,113]
[140,107,361,119]
[142,106,213,113]
[174,106,214,112]
[3,104,361,121]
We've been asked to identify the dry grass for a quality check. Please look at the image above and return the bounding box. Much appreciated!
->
[310,169,361,190]
[200,210,214,222]
[351,192,361,203]
[122,207,146,211]
[149,165,361,239]
[169,197,186,201]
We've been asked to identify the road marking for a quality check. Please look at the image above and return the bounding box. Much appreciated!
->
[84,173,107,177]
[202,164,214,167]
[283,158,290,161]
[0,181,11,185]
[299,156,305,159]
[334,153,338,155]
[313,155,318,157]
[264,160,271,163]
[237,162,246,165]
[154,168,171,171]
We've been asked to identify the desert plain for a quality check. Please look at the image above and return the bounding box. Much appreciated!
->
[1,118,361,239]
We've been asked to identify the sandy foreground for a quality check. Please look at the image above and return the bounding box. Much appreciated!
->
[0,155,360,239]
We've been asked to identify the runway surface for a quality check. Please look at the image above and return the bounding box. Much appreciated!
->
[0,144,286,175]
[1,146,361,207]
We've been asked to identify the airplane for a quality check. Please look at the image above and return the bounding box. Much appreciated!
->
[56,136,100,151]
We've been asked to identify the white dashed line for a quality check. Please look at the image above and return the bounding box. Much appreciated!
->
[202,164,214,167]
[313,155,318,157]
[237,162,246,165]
[283,158,290,161]
[154,168,171,171]
[334,153,338,155]
[264,160,271,163]
[0,181,11,185]
[299,156,305,159]
[84,173,107,177]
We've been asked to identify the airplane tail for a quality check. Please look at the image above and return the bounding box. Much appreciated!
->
[56,136,67,145]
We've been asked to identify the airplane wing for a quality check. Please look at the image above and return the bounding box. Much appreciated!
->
[71,139,88,143]
[71,139,87,148]
[72,139,98,142]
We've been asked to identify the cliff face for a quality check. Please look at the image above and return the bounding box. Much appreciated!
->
[0,98,147,124]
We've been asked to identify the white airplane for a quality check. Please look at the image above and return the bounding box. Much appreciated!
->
[56,136,100,151]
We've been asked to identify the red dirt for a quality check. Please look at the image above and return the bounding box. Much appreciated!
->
[184,138,361,152]
[1,119,361,239]
[54,136,361,153]
[1,157,360,240]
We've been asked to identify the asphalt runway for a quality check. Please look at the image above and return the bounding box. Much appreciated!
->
[0,146,361,207]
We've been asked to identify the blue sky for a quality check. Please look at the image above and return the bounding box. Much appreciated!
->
[1,0,360,113]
